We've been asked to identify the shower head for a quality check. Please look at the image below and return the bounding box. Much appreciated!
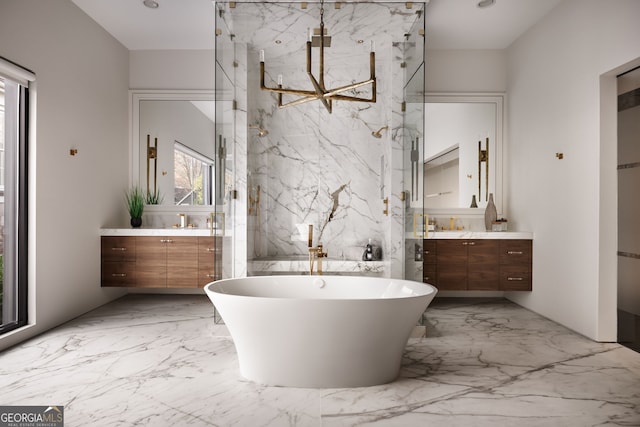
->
[372,126,388,139]
[249,124,269,137]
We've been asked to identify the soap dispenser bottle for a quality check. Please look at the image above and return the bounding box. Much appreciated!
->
[362,239,374,261]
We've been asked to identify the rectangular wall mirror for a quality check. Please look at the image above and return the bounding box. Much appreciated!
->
[130,90,216,207]
[424,94,504,214]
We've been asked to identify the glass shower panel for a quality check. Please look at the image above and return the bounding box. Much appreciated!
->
[215,3,236,280]
[402,9,426,283]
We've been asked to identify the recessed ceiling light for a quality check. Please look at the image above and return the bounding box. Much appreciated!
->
[143,0,159,9]
[477,0,495,8]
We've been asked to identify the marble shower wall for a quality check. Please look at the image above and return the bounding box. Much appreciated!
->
[221,2,423,276]
[248,53,395,262]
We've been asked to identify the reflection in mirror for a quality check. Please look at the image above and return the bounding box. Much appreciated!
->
[133,95,216,206]
[424,95,503,212]
[173,140,214,205]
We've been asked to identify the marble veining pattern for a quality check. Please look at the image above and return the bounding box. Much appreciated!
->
[1,296,638,426]
[232,2,423,271]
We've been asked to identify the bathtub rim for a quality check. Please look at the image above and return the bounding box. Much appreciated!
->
[204,275,437,302]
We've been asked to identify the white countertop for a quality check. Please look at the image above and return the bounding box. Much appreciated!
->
[424,231,533,239]
[101,228,223,237]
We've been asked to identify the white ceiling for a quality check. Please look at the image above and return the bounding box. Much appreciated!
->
[71,0,562,51]
[425,0,562,49]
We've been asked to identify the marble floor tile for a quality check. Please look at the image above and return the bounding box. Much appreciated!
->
[0,295,638,426]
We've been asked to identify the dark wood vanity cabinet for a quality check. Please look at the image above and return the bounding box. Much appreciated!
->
[434,239,500,290]
[136,237,198,288]
[198,236,220,286]
[499,240,532,291]
[101,236,218,288]
[423,240,437,285]
[423,239,532,291]
[101,236,136,287]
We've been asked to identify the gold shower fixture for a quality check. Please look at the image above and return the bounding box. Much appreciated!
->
[371,126,388,138]
[249,124,269,137]
[259,0,376,114]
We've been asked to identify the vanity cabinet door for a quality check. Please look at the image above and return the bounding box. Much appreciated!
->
[436,240,467,290]
[101,236,136,287]
[167,237,199,288]
[198,237,218,287]
[101,236,136,262]
[500,240,532,291]
[136,237,167,287]
[467,240,500,290]
[101,261,136,287]
[423,240,437,285]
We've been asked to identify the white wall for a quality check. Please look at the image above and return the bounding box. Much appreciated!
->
[129,50,214,90]
[425,49,507,93]
[506,0,640,341]
[0,0,130,351]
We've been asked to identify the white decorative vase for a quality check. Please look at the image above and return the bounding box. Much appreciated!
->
[484,193,497,231]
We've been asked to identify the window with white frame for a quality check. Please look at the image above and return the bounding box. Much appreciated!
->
[0,57,32,336]
[173,141,214,205]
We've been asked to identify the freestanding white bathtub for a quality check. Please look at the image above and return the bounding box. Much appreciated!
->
[204,275,437,388]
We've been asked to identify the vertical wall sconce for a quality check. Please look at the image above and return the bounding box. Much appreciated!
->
[147,134,158,195]
[478,137,489,201]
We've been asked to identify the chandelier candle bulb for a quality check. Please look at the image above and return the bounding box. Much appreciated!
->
[259,49,265,62]
[278,74,283,85]
[370,40,375,52]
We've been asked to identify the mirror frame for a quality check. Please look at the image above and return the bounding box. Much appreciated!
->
[129,89,216,213]
[423,93,505,216]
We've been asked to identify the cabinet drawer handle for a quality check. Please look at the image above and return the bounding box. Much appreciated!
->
[206,274,216,278]
[508,251,523,255]
[111,247,127,251]
[206,248,216,252]
[462,242,468,246]
[160,239,174,243]
[507,277,524,281]
[424,250,430,254]
[468,242,475,246]
[111,273,127,277]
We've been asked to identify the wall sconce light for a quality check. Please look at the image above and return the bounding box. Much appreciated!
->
[478,138,489,201]
[147,135,158,196]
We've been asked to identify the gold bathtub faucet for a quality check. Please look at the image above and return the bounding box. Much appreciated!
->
[308,244,328,276]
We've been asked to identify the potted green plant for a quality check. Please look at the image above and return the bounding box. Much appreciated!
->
[145,189,163,205]
[125,186,145,227]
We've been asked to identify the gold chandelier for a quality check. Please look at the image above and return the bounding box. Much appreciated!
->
[259,0,376,114]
